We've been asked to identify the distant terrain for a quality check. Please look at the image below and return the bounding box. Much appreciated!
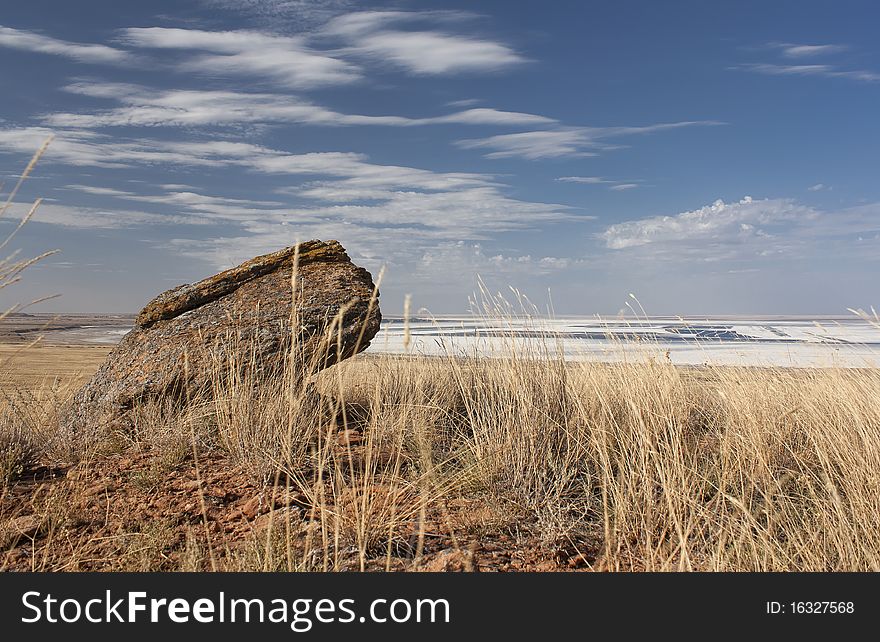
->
[0,313,135,345]
[5,313,880,367]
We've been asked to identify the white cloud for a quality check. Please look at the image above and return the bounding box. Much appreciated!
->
[323,11,525,75]
[159,183,197,191]
[558,176,640,191]
[447,98,482,108]
[61,183,293,224]
[0,127,363,174]
[0,24,134,64]
[120,27,360,88]
[610,198,880,271]
[600,197,815,250]
[808,183,826,191]
[738,63,880,83]
[459,130,599,160]
[418,242,581,278]
[62,184,137,197]
[11,200,191,228]
[3,12,527,89]
[343,31,522,75]
[166,190,576,272]
[459,121,722,160]
[0,126,240,168]
[599,197,880,277]
[289,186,574,232]
[170,234,584,304]
[112,13,525,89]
[557,176,610,184]
[429,108,554,126]
[44,82,553,129]
[0,128,576,266]
[738,43,878,82]
[779,43,847,58]
[2,121,701,177]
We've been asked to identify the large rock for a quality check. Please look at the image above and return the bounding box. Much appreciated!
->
[61,240,380,433]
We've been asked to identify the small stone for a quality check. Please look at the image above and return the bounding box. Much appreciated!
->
[241,495,266,519]
[222,510,244,523]
[272,490,308,509]
[420,548,478,572]
[83,482,113,497]
[336,429,363,447]
[1,515,41,548]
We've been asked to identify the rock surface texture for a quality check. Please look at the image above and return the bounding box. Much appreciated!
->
[61,240,380,433]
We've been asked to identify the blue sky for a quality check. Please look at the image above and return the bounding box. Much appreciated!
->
[1,0,878,315]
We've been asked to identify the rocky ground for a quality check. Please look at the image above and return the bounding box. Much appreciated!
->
[0,443,601,572]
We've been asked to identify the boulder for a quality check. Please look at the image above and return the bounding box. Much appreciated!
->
[61,240,380,433]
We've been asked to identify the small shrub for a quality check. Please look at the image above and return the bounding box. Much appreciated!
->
[0,410,40,484]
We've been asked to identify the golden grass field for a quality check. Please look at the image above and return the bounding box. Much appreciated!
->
[0,344,111,392]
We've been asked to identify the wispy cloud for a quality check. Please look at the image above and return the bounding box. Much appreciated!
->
[739,62,880,82]
[322,11,525,75]
[737,43,879,83]
[459,130,598,160]
[44,82,554,129]
[459,121,722,160]
[417,241,583,279]
[61,183,291,224]
[0,126,246,168]
[556,176,610,184]
[201,0,353,26]
[778,43,848,58]
[447,98,482,108]
[0,126,501,190]
[432,108,553,126]
[163,181,577,273]
[120,27,360,88]
[62,184,138,197]
[0,24,134,64]
[16,200,192,228]
[1,127,576,267]
[557,176,641,191]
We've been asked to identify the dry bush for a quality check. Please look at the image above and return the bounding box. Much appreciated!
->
[0,407,40,485]
[0,141,58,481]
[210,357,323,483]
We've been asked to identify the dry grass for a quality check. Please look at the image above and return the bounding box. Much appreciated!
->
[325,349,880,571]
[4,322,880,571]
[0,345,111,392]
